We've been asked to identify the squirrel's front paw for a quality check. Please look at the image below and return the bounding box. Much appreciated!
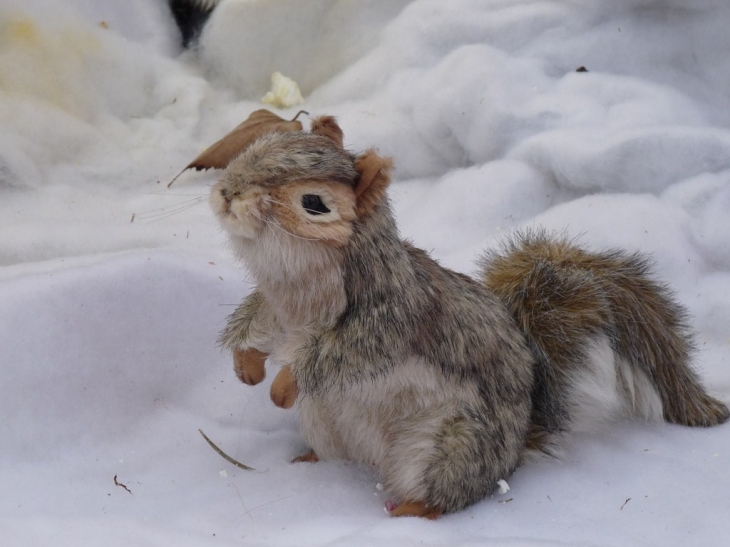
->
[270,365,299,409]
[233,348,267,385]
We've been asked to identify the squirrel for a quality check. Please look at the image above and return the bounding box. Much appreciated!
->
[209,115,729,519]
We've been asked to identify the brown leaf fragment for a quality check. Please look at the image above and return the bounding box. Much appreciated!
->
[167,109,306,187]
[113,475,132,495]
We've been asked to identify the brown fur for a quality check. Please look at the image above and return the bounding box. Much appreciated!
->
[233,347,268,385]
[310,115,345,148]
[269,180,356,247]
[354,149,394,218]
[270,365,299,409]
[292,450,320,463]
[390,501,442,520]
[482,231,729,435]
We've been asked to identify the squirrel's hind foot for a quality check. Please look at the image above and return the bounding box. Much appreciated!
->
[292,450,319,463]
[389,500,442,520]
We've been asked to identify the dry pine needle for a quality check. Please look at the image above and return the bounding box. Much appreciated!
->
[198,428,255,471]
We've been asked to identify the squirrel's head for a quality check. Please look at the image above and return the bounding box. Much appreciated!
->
[210,115,393,249]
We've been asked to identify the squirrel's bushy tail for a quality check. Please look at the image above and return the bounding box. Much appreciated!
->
[481,231,728,446]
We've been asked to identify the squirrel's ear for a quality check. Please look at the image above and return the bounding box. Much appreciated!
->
[354,149,393,218]
[310,115,344,148]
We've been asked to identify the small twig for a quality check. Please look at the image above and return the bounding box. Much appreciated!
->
[130,213,135,223]
[167,167,187,188]
[198,429,254,471]
[620,497,631,510]
[113,475,132,495]
[498,498,514,504]
[291,110,309,122]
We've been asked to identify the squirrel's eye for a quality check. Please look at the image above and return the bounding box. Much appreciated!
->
[301,194,331,215]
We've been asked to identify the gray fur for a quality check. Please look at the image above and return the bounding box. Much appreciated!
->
[218,289,282,353]
[223,132,358,191]
[292,201,535,512]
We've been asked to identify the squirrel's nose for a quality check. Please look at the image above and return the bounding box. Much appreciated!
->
[220,188,242,202]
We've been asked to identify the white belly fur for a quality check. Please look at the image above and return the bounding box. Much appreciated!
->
[298,356,481,502]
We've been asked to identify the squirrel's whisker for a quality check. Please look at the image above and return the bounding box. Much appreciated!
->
[138,197,207,223]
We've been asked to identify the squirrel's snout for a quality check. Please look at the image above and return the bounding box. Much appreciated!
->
[209,182,232,217]
[219,188,232,213]
[220,187,243,205]
[216,186,245,215]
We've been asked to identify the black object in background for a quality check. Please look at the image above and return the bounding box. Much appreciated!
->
[168,0,217,48]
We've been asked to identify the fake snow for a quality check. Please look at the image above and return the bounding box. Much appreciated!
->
[1,1,729,546]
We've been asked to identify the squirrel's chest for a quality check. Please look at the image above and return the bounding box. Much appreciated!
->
[297,356,482,469]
